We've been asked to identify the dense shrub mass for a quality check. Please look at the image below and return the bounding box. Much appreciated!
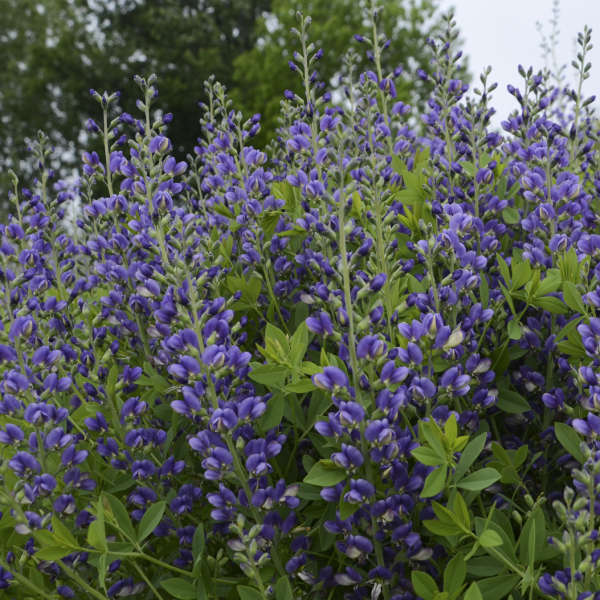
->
[1,6,600,600]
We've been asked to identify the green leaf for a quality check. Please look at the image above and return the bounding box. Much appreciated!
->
[87,503,107,551]
[460,161,476,178]
[160,578,196,599]
[192,524,205,568]
[51,514,78,548]
[303,460,347,487]
[496,389,530,414]
[466,556,504,577]
[562,281,586,314]
[518,507,546,565]
[477,575,520,600]
[350,191,364,219]
[555,316,584,342]
[474,517,518,562]
[513,444,528,468]
[421,465,447,498]
[501,207,520,225]
[407,273,426,293]
[528,518,536,569]
[457,468,501,491]
[248,363,288,387]
[259,211,282,242]
[480,274,489,309]
[558,247,581,283]
[554,422,586,463]
[419,420,446,459]
[511,259,531,290]
[497,254,510,286]
[297,483,323,500]
[507,320,522,340]
[289,321,310,366]
[257,392,285,431]
[103,493,135,540]
[533,295,568,314]
[479,529,503,548]
[265,323,289,354]
[423,519,462,536]
[454,433,487,482]
[411,446,445,466]
[411,571,439,600]
[137,501,166,543]
[275,575,294,600]
[443,553,466,594]
[301,361,322,375]
[213,202,233,218]
[557,338,588,358]
[284,379,317,394]
[339,499,360,520]
[451,492,471,530]
[535,269,562,295]
[106,364,119,397]
[237,585,264,600]
[490,442,511,465]
[445,414,457,444]
[98,553,108,592]
[464,583,484,600]
[35,546,73,561]
[34,529,57,547]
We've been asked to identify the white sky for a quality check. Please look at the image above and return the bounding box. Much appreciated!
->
[439,0,600,125]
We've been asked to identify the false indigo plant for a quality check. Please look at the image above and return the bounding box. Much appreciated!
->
[1,3,600,599]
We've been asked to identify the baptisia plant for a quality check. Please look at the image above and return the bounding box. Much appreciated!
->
[1,1,600,599]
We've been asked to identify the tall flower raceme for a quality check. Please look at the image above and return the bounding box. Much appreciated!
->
[2,4,600,600]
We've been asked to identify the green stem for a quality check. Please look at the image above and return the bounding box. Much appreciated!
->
[299,20,323,183]
[59,560,110,600]
[337,161,360,394]
[545,150,555,238]
[262,264,289,334]
[131,559,165,600]
[567,525,578,600]
[103,107,114,197]
[425,255,441,314]
[120,552,193,578]
[585,476,596,591]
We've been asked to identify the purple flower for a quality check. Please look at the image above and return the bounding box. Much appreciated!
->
[356,335,386,360]
[331,444,364,471]
[380,361,409,384]
[334,566,362,585]
[344,478,375,503]
[338,534,373,558]
[131,460,156,480]
[8,452,41,476]
[171,386,202,417]
[148,135,170,154]
[370,273,387,291]
[440,367,471,396]
[0,424,24,445]
[306,312,333,335]
[312,366,349,391]
[338,401,365,426]
[571,414,600,437]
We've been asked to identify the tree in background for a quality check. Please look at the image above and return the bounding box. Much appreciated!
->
[0,0,269,204]
[231,0,456,148]
[0,0,461,210]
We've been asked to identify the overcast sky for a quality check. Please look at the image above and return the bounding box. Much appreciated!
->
[438,0,600,125]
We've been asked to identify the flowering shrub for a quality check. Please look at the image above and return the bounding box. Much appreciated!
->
[1,4,600,600]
